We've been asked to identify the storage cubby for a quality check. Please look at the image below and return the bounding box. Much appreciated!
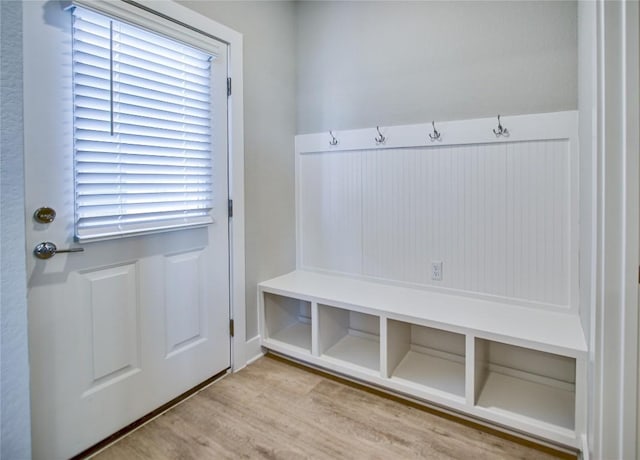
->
[259,270,586,448]
[318,305,380,373]
[263,293,312,353]
[474,338,576,430]
[386,320,465,400]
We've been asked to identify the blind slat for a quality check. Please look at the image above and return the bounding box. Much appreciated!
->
[77,200,213,217]
[74,102,211,128]
[75,129,210,150]
[75,85,211,116]
[73,7,215,242]
[75,119,211,142]
[74,88,211,118]
[74,61,210,95]
[76,144,210,160]
[77,192,213,205]
[75,107,210,134]
[77,184,212,195]
[75,163,211,175]
[76,152,211,167]
[76,173,211,184]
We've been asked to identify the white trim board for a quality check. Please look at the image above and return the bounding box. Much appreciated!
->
[295,111,580,315]
[295,111,577,153]
[592,0,640,458]
[244,335,265,367]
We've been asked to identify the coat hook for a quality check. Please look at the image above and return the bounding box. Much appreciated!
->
[329,130,338,146]
[493,115,509,137]
[429,121,441,141]
[375,126,386,145]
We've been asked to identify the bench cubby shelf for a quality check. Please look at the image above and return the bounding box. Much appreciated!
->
[387,320,466,402]
[263,292,312,353]
[259,270,587,449]
[319,305,380,374]
[474,339,577,433]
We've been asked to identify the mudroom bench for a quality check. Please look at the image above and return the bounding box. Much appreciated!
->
[258,270,587,450]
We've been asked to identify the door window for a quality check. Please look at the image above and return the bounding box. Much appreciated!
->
[73,7,216,241]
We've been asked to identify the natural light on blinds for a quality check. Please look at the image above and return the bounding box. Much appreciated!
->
[72,7,215,241]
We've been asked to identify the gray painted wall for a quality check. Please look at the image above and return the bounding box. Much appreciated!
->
[178,1,297,340]
[296,1,578,133]
[0,1,32,459]
[179,0,578,342]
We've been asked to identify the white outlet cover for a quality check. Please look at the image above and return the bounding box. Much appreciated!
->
[431,261,443,281]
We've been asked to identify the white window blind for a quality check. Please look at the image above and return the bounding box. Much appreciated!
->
[72,7,215,242]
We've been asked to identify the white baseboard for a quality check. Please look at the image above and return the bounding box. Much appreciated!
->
[580,434,589,460]
[244,335,264,367]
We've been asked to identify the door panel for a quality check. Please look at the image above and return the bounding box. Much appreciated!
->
[165,251,205,355]
[23,2,230,459]
[83,263,140,384]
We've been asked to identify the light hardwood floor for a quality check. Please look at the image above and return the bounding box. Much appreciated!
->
[93,355,575,460]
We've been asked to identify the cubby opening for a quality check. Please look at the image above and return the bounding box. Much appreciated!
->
[474,339,576,430]
[318,305,380,373]
[263,293,312,353]
[386,320,465,400]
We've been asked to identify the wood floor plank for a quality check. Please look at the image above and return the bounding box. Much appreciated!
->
[92,356,575,460]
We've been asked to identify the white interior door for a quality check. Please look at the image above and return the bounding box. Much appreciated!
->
[23,2,231,459]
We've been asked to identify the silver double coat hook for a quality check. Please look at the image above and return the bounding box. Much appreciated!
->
[493,115,509,137]
[429,121,441,141]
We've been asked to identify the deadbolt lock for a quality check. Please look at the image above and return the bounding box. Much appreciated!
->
[33,207,56,224]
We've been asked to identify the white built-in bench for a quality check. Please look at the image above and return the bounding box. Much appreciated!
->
[259,270,587,450]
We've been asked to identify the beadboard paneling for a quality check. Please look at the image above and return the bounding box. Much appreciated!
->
[297,113,577,310]
[300,150,363,275]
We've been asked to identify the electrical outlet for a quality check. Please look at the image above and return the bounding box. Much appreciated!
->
[431,261,443,281]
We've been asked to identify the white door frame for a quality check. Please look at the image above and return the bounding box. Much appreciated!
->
[122,0,248,372]
[593,0,640,458]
